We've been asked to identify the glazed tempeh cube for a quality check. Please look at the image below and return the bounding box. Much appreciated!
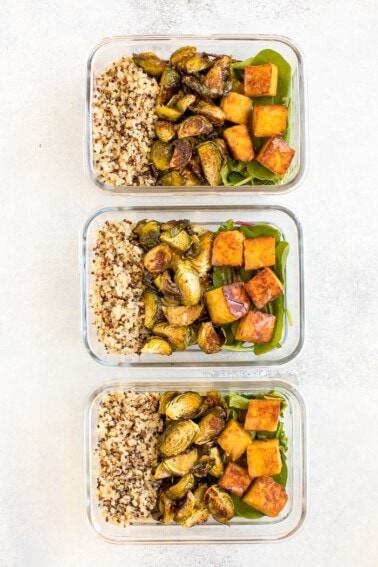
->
[223,124,255,162]
[235,311,276,344]
[221,92,252,125]
[205,283,250,325]
[218,462,253,497]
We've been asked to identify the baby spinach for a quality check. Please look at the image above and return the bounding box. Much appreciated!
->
[232,495,264,519]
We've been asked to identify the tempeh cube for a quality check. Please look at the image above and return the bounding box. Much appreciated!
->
[205,283,250,325]
[223,124,255,162]
[221,92,252,125]
[218,462,253,497]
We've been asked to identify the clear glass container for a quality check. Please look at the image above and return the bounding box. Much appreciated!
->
[85,35,305,195]
[85,376,307,544]
[81,205,304,367]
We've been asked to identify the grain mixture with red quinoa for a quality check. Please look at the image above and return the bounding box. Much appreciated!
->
[90,219,149,354]
[92,57,159,187]
[96,391,162,526]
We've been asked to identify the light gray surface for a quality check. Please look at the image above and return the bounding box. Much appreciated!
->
[1,0,378,565]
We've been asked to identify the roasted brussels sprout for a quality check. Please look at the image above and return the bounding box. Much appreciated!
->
[133,52,166,77]
[154,461,172,480]
[208,447,224,478]
[174,491,196,524]
[133,219,161,249]
[162,448,199,476]
[181,167,201,186]
[183,53,212,74]
[188,157,206,184]
[176,93,197,113]
[160,225,192,252]
[162,304,203,326]
[153,271,182,300]
[159,421,199,457]
[158,492,177,524]
[191,455,216,478]
[143,244,172,273]
[188,231,214,276]
[170,46,197,69]
[190,101,225,126]
[203,55,232,96]
[193,484,208,506]
[143,290,163,329]
[152,322,196,351]
[174,261,202,306]
[159,171,185,186]
[180,507,210,528]
[213,138,229,161]
[155,104,183,122]
[140,337,172,355]
[177,115,213,139]
[182,75,213,101]
[166,473,195,500]
[169,139,193,171]
[197,141,222,186]
[197,321,225,354]
[194,406,226,445]
[164,391,203,420]
[205,485,234,524]
[157,66,181,105]
[166,92,183,108]
[155,120,176,142]
[159,391,178,414]
[150,140,173,170]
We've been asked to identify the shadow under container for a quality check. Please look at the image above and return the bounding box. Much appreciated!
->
[81,205,304,367]
[86,35,305,195]
[85,377,307,544]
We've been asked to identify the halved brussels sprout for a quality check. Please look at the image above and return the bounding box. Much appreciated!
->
[191,455,216,478]
[157,66,181,105]
[203,55,231,96]
[162,304,203,326]
[170,46,197,69]
[174,261,202,306]
[165,391,203,420]
[213,138,229,161]
[160,225,192,252]
[190,101,225,126]
[196,389,227,417]
[133,52,166,77]
[158,492,176,524]
[180,507,210,528]
[194,406,226,445]
[143,244,172,273]
[174,491,196,524]
[153,271,182,301]
[162,448,199,476]
[140,337,172,356]
[205,485,234,524]
[182,75,213,101]
[183,53,212,74]
[188,157,206,184]
[143,290,163,329]
[176,93,197,113]
[150,141,173,170]
[169,140,193,171]
[152,322,196,351]
[166,92,183,108]
[155,104,183,122]
[159,421,199,457]
[208,447,224,478]
[166,473,195,500]
[159,171,185,186]
[189,231,214,276]
[159,391,178,414]
[193,484,208,506]
[197,321,226,354]
[155,120,176,142]
[197,141,222,186]
[154,461,172,480]
[177,115,213,139]
[181,167,201,186]
[133,219,161,249]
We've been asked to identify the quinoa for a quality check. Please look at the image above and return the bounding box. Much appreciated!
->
[96,391,163,526]
[92,57,159,187]
[90,219,149,354]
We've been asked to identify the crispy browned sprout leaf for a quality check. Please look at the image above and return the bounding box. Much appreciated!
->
[174,491,197,524]
[182,53,212,74]
[143,289,163,329]
[155,104,183,122]
[181,75,214,101]
[213,138,229,161]
[158,492,176,524]
[154,271,182,300]
[159,171,185,186]
[190,101,225,126]
[176,93,197,113]
[166,473,196,500]
[203,55,232,97]
[181,166,201,186]
[140,336,172,355]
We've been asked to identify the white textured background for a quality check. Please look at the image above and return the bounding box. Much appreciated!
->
[1,0,378,565]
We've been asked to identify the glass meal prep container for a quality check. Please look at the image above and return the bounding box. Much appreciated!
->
[81,204,304,367]
[85,376,307,544]
[85,34,305,195]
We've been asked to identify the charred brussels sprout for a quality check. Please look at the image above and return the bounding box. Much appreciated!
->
[157,66,181,105]
[188,231,214,276]
[197,141,222,186]
[133,219,161,249]
[162,304,203,326]
[193,484,208,506]
[180,507,210,528]
[176,93,197,113]
[166,473,195,500]
[152,322,196,351]
[158,391,178,414]
[155,120,176,142]
[170,46,197,69]
[143,290,163,329]
[150,140,173,170]
[181,167,201,186]
[155,104,182,122]
[154,461,173,480]
[153,271,182,300]
[174,491,197,524]
[159,421,199,457]
[164,392,203,420]
[174,261,202,306]
[177,115,213,139]
[190,101,225,126]
[203,55,232,97]
[205,485,234,524]
[162,448,199,476]
[158,492,177,524]
[191,455,216,478]
[194,406,226,445]
[213,138,229,161]
[183,53,212,74]
[208,447,224,478]
[132,52,166,77]
[140,337,172,356]
[143,243,172,273]
[181,75,213,101]
[197,321,225,354]
[169,139,193,171]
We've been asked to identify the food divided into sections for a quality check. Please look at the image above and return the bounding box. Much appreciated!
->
[90,43,298,188]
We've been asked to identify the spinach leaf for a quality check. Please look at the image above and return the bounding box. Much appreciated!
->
[251,49,292,107]
[227,392,250,409]
[212,266,234,288]
[239,223,282,245]
[272,453,288,486]
[232,495,265,519]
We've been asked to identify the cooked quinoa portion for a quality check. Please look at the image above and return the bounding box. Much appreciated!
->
[92,57,159,187]
[97,391,162,526]
[90,220,149,354]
